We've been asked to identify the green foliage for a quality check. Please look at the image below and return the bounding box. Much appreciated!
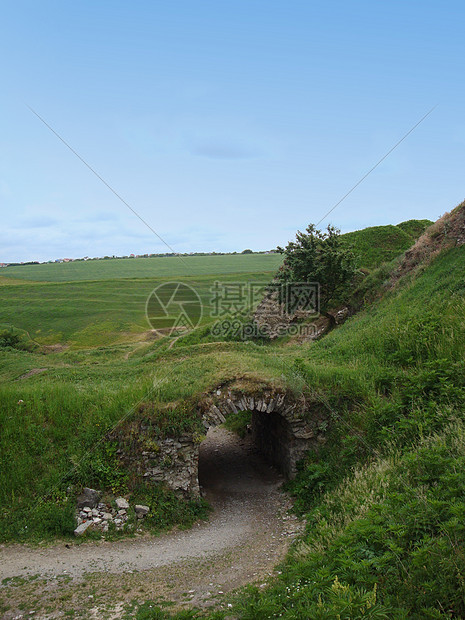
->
[0,495,76,541]
[125,601,201,619]
[223,410,252,438]
[286,459,333,514]
[234,577,391,618]
[276,224,358,312]
[73,442,130,495]
[396,218,433,239]
[131,483,210,533]
[0,325,37,352]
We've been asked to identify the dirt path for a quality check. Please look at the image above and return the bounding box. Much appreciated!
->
[0,428,302,617]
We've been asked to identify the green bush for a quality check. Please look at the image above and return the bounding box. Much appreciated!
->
[131,482,211,533]
[0,325,37,352]
[223,410,252,438]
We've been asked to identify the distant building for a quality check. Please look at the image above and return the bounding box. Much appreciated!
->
[0,263,6,268]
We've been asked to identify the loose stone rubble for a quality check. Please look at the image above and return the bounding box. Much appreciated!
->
[74,490,150,536]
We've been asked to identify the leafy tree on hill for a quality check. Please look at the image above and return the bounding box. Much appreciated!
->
[276,224,358,319]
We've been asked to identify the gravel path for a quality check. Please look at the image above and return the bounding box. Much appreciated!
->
[0,428,302,616]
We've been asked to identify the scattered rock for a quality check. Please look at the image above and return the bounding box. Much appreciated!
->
[134,504,150,517]
[75,496,134,534]
[76,487,100,509]
[115,497,129,510]
[74,521,93,537]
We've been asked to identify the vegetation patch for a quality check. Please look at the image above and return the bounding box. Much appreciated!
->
[2,207,465,617]
[223,410,252,438]
[340,219,432,269]
[0,324,38,352]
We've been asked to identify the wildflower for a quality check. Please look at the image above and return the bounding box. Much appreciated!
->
[18,399,24,404]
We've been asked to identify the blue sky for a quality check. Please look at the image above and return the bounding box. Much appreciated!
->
[1,1,465,262]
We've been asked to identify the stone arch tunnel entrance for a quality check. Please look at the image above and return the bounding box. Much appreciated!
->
[113,381,327,498]
[197,384,326,492]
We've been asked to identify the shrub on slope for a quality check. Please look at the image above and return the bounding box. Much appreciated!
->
[232,205,465,618]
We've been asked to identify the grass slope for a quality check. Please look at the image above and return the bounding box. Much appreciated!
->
[1,211,462,618]
[231,240,465,616]
[396,218,433,238]
[341,218,432,269]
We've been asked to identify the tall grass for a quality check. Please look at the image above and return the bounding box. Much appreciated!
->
[2,230,465,616]
[226,245,465,617]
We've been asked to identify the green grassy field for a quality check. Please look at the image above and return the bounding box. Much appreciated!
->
[1,253,282,282]
[2,211,464,617]
[0,220,428,349]
[0,254,280,348]
[0,271,275,347]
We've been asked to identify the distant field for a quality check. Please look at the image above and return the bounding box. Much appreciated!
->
[0,271,276,347]
[1,253,282,283]
[0,220,431,347]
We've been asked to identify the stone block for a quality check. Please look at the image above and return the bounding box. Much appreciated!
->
[115,497,129,510]
[134,504,150,516]
[76,487,100,509]
[74,521,93,537]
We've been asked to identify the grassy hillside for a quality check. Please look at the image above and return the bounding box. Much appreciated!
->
[231,210,465,618]
[396,218,433,238]
[341,218,432,269]
[1,208,463,617]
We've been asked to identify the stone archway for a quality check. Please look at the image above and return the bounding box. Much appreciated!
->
[113,381,328,497]
[201,384,324,480]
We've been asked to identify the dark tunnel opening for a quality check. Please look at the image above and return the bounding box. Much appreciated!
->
[198,409,294,499]
[251,410,293,477]
[197,425,283,504]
